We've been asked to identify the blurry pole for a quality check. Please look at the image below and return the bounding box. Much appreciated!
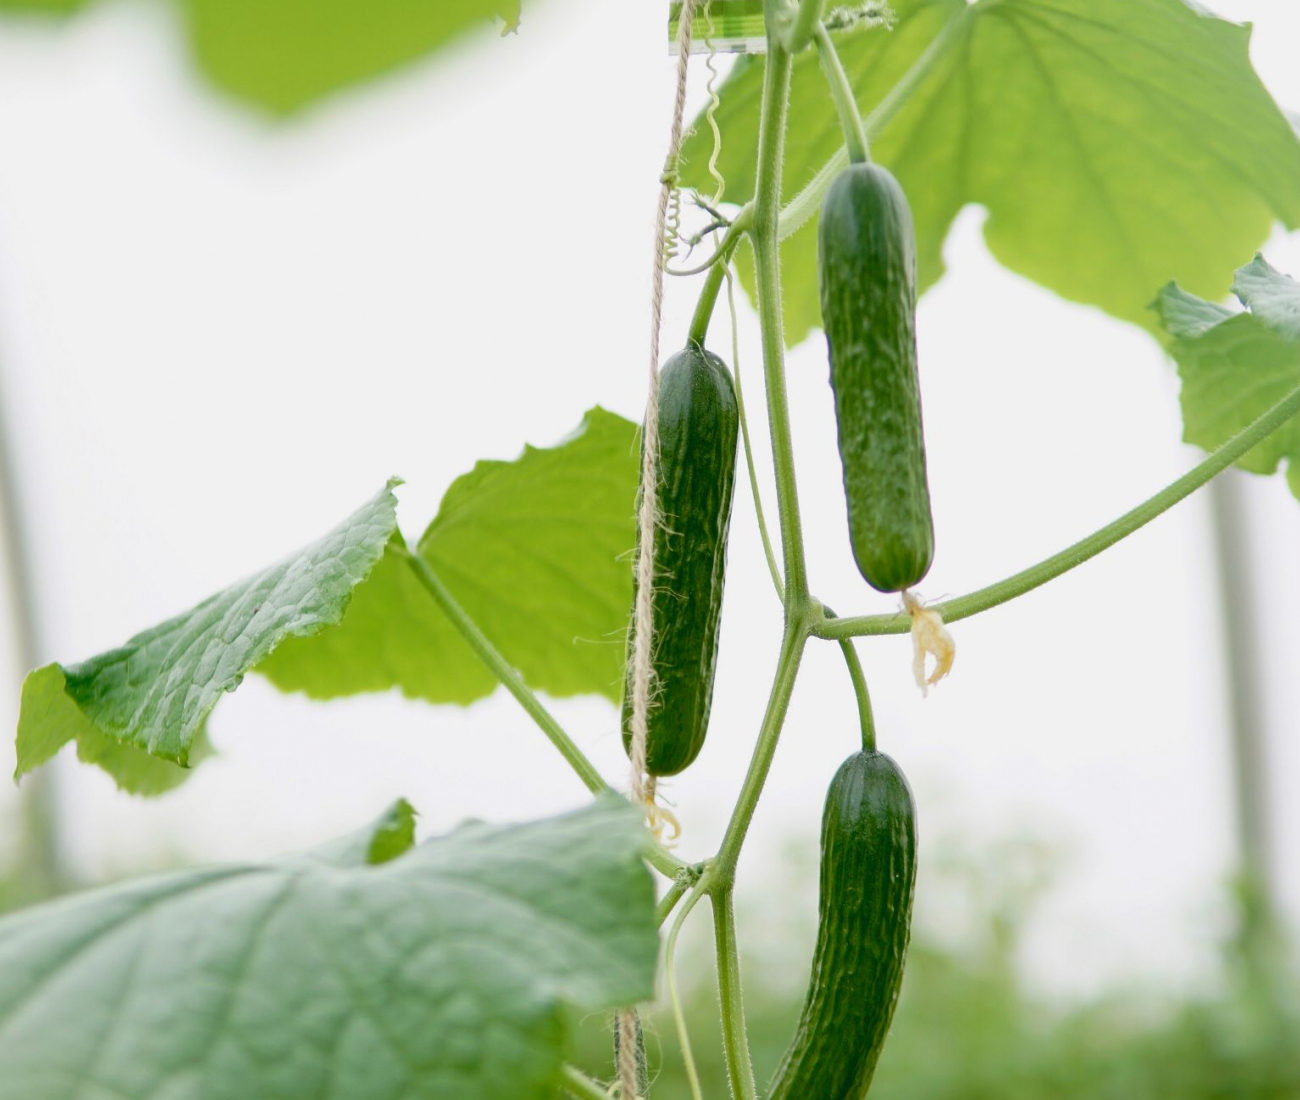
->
[1206,471,1274,940]
[0,363,64,903]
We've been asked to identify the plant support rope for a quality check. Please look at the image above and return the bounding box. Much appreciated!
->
[620,3,697,1096]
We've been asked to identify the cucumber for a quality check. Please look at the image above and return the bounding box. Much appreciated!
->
[622,343,738,777]
[820,162,934,593]
[767,750,918,1100]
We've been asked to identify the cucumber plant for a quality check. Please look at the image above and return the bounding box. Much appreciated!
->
[1,1,1298,1099]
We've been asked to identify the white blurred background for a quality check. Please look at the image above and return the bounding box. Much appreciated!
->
[0,0,1296,1002]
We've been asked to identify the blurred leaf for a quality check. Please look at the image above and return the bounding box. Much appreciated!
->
[259,407,638,705]
[0,0,91,12]
[178,0,520,115]
[0,798,658,1100]
[682,0,1300,345]
[15,481,399,788]
[1155,255,1300,499]
[0,0,521,115]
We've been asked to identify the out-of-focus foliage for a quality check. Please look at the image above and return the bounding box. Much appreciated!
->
[0,0,520,114]
[571,842,1300,1099]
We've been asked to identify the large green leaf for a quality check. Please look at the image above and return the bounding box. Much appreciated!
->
[1155,255,1300,499]
[15,481,400,789]
[0,798,658,1100]
[0,0,518,115]
[259,407,638,705]
[681,0,1300,345]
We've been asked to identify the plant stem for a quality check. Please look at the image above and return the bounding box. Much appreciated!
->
[711,886,759,1100]
[656,874,693,926]
[813,23,868,163]
[814,385,1300,640]
[401,548,609,795]
[729,277,786,603]
[779,5,972,240]
[401,549,688,878]
[752,26,809,609]
[560,1064,611,1100]
[785,0,825,53]
[687,206,752,344]
[824,607,875,751]
[666,874,712,1100]
[689,249,733,347]
[714,623,808,878]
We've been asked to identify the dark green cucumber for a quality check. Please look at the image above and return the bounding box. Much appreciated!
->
[820,162,934,593]
[621,344,738,777]
[767,750,918,1100]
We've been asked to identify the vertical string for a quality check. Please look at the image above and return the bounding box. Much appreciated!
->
[618,4,697,1097]
[627,0,697,816]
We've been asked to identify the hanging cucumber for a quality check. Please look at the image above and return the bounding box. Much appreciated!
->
[622,343,739,777]
[820,162,934,593]
[767,749,918,1100]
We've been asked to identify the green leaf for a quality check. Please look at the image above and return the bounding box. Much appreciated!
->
[1155,257,1300,499]
[0,0,520,115]
[682,0,1300,345]
[178,0,519,115]
[0,0,90,12]
[0,798,658,1100]
[1232,254,1300,340]
[259,407,638,706]
[15,481,400,788]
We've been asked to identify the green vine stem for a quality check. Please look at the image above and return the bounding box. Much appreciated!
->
[814,385,1300,641]
[666,875,713,1100]
[823,607,876,751]
[785,0,825,53]
[687,205,753,344]
[560,1064,612,1100]
[703,622,807,1100]
[711,886,760,1100]
[715,623,808,877]
[752,26,810,609]
[813,23,869,163]
[400,548,688,879]
[728,266,786,601]
[656,875,693,926]
[779,5,973,241]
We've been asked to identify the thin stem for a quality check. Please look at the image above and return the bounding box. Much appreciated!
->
[814,385,1300,640]
[711,886,759,1100]
[778,5,972,240]
[560,1064,611,1100]
[785,0,825,53]
[823,607,875,751]
[813,23,868,163]
[727,265,785,602]
[714,623,808,877]
[752,30,810,609]
[656,873,693,926]
[687,205,752,344]
[401,548,609,795]
[401,548,687,878]
[666,874,712,1100]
